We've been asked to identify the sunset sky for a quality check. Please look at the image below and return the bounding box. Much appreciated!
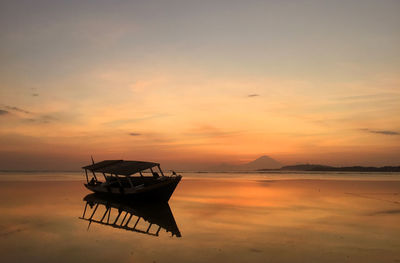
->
[1,0,399,170]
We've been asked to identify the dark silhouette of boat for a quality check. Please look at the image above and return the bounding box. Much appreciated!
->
[79,193,181,237]
[82,159,181,202]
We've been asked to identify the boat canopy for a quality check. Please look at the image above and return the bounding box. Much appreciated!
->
[82,160,160,176]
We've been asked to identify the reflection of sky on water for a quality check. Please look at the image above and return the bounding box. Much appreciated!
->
[1,171,400,182]
[0,176,399,263]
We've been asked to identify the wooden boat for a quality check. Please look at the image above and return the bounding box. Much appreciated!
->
[82,160,181,202]
[79,193,181,237]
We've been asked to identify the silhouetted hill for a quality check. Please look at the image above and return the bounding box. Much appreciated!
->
[259,164,400,172]
[210,155,281,171]
[281,164,333,171]
[241,156,282,170]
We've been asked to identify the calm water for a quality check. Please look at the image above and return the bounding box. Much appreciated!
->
[0,172,399,263]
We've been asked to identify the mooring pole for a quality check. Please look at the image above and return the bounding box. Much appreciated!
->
[85,169,89,183]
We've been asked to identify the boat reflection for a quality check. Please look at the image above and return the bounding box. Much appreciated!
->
[79,193,181,237]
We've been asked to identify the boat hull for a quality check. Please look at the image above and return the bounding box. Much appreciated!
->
[84,176,181,202]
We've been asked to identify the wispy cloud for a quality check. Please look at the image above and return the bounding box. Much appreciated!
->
[186,124,241,138]
[32,93,39,97]
[0,109,9,115]
[24,115,57,124]
[247,94,260,97]
[336,93,400,102]
[0,104,61,124]
[368,209,400,216]
[5,106,31,114]
[361,128,400,136]
[129,132,142,136]
[104,114,169,126]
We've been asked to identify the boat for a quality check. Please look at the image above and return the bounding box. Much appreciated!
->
[82,159,182,202]
[79,193,181,237]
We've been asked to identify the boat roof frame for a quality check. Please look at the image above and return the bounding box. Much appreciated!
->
[82,160,161,176]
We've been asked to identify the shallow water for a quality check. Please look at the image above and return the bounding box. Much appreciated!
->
[1,170,400,181]
[0,173,399,263]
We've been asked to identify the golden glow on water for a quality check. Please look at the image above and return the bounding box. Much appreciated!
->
[0,176,399,263]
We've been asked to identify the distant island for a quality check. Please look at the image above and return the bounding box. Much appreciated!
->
[259,164,400,172]
[209,156,400,172]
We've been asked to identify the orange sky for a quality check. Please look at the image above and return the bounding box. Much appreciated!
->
[0,1,399,170]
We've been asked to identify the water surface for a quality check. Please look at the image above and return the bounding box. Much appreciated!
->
[0,172,399,262]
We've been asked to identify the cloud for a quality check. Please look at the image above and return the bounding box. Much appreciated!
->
[104,114,170,126]
[247,94,260,97]
[0,109,9,115]
[368,209,400,216]
[361,128,400,136]
[129,132,142,136]
[0,104,60,124]
[186,124,240,138]
[32,93,39,97]
[5,106,31,114]
[336,93,400,102]
[24,115,57,124]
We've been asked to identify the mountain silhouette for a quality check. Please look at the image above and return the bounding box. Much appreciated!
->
[210,155,281,171]
[240,155,282,170]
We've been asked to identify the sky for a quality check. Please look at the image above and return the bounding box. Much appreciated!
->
[0,0,399,170]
